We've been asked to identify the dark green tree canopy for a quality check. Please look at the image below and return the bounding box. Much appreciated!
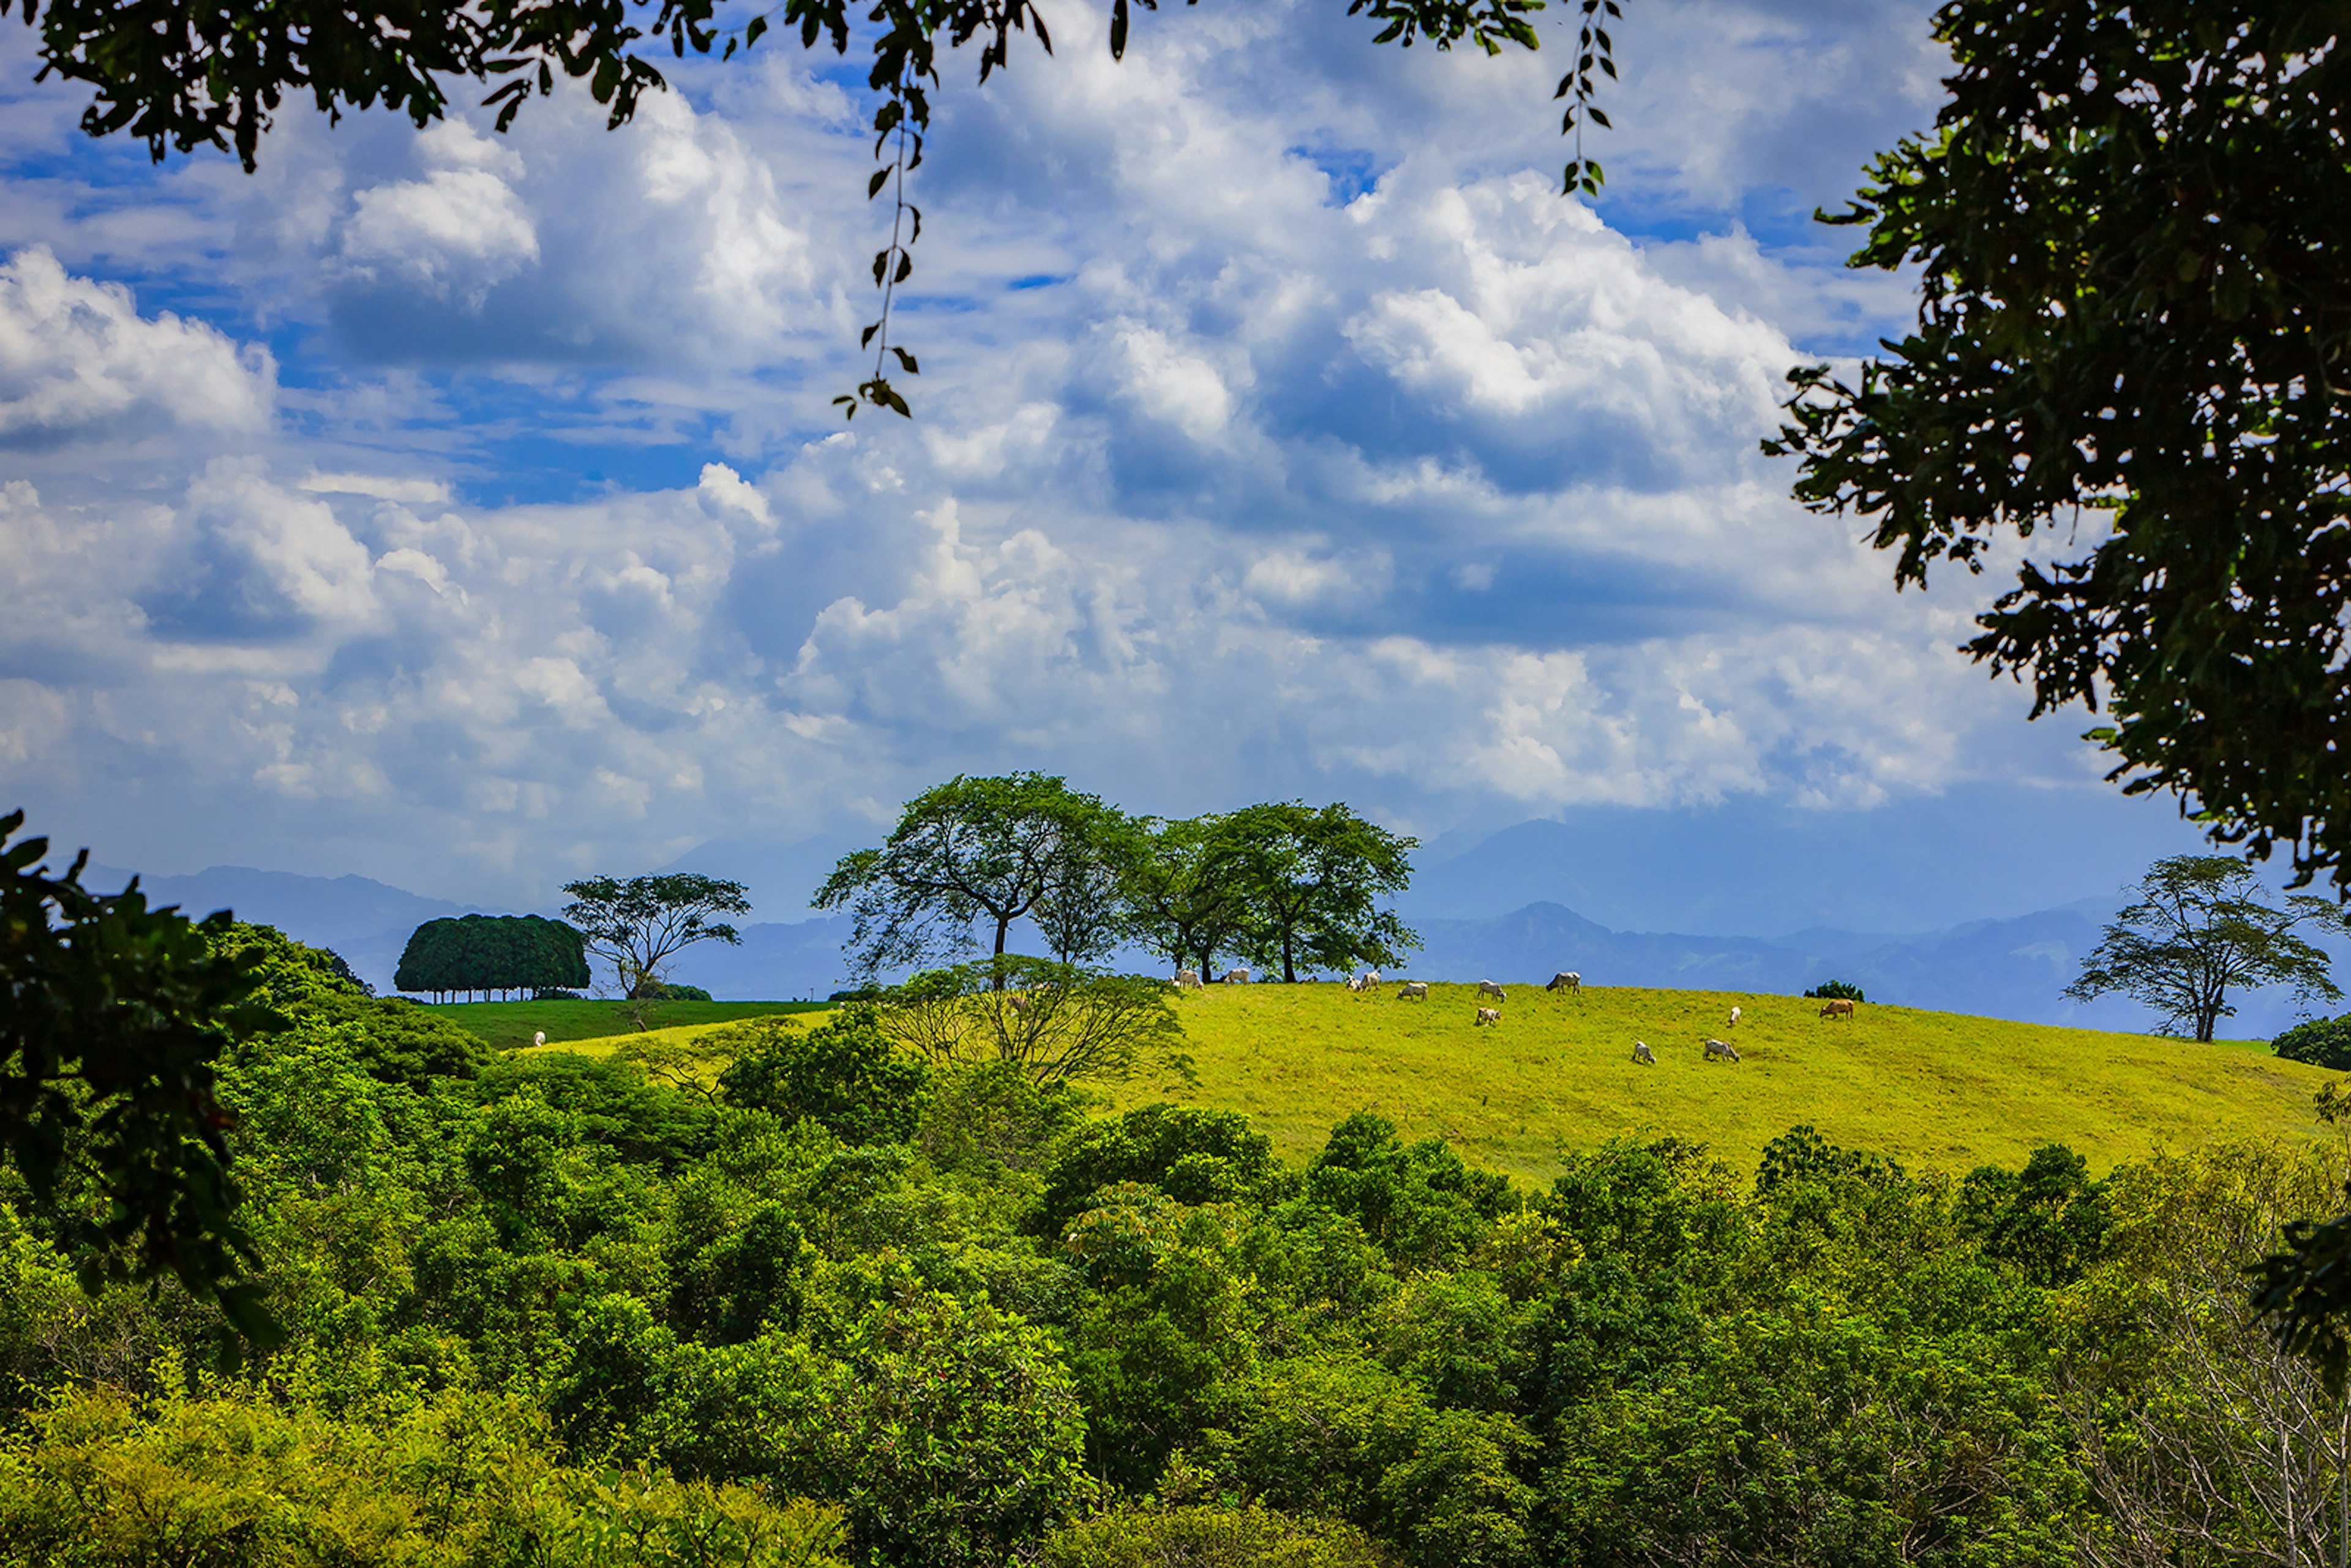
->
[1119,814,1251,982]
[394,914,590,1001]
[560,872,748,998]
[1221,801,1419,984]
[2064,855,2345,1042]
[1769,0,2351,891]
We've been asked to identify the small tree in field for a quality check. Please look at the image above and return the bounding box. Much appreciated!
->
[2065,856,2345,1042]
[560,873,748,1000]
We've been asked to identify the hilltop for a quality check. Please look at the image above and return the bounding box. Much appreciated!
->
[509,981,2333,1187]
[1106,982,2333,1183]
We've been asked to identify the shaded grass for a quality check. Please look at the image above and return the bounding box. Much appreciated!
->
[1108,983,2334,1184]
[435,998,827,1052]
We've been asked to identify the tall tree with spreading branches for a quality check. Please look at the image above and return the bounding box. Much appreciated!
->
[2064,856,2345,1043]
[1221,801,1419,984]
[816,773,1128,987]
[560,872,748,998]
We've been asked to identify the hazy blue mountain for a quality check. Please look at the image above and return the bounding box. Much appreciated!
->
[1401,785,2215,936]
[84,863,492,994]
[666,916,862,1001]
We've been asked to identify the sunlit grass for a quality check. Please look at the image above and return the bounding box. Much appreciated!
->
[1107,982,2332,1182]
[433,997,827,1052]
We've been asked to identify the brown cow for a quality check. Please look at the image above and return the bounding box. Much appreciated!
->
[1819,998,1856,1019]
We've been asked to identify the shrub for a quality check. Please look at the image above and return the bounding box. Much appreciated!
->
[716,1007,929,1147]
[1803,979,1866,1003]
[634,980,715,1002]
[2276,1013,2351,1071]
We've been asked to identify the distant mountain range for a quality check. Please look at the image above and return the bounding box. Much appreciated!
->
[80,802,2337,1039]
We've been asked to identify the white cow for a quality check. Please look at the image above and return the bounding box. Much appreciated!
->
[1474,1006,1501,1026]
[1728,1005,1742,1027]
[533,1030,547,1048]
[1704,1037,1741,1063]
[1175,969,1202,989]
[1546,972,1581,994]
[1397,981,1430,1001]
[1225,967,1251,986]
[1632,1040,1656,1065]
[1477,980,1507,1002]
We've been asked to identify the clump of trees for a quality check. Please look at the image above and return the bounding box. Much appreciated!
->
[817,774,1419,988]
[394,913,591,1002]
[1804,979,1865,1003]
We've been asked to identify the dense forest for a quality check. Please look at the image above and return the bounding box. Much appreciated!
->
[1,925,2342,1567]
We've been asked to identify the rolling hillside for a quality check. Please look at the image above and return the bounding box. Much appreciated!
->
[1106,983,2335,1183]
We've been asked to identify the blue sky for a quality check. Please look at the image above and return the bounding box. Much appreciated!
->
[0,0,2231,929]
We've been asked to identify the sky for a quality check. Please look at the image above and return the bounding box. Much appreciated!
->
[0,0,2230,931]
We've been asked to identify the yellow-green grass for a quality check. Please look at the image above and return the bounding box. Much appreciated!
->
[436,998,826,1052]
[1109,983,2333,1185]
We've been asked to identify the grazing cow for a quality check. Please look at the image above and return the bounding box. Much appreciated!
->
[1009,994,1031,1013]
[1704,1037,1741,1063]
[1819,998,1856,1019]
[1632,1040,1656,1065]
[1225,967,1251,986]
[1398,981,1430,1001]
[1728,1005,1741,1027]
[1546,972,1581,994]
[1477,979,1507,1002]
[533,1030,547,1048]
[1176,969,1202,989]
[1474,1006,1501,1026]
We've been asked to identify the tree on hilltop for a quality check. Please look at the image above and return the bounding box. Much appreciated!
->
[2064,855,2345,1043]
[1222,801,1419,984]
[1121,814,1252,981]
[816,773,1129,988]
[561,872,748,999]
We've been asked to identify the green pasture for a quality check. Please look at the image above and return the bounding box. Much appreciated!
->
[433,997,825,1052]
[1109,981,2334,1183]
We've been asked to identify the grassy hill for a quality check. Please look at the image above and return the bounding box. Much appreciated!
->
[1106,982,2333,1182]
[479,983,2333,1185]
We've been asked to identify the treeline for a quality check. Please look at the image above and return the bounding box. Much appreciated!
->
[820,774,1419,985]
[394,912,589,1001]
[3,926,2344,1566]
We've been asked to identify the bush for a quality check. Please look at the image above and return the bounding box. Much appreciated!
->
[1803,979,1866,1003]
[716,1007,929,1147]
[2274,1013,2351,1071]
[634,980,715,1002]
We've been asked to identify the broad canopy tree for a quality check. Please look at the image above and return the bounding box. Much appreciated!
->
[817,773,1128,986]
[2064,855,2346,1043]
[1220,801,1419,985]
[560,872,748,999]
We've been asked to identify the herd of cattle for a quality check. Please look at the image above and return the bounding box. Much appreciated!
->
[1169,966,1861,1064]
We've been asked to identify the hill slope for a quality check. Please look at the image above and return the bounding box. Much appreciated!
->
[1111,983,2333,1183]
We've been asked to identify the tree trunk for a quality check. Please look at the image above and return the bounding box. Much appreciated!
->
[992,915,1011,989]
[1283,926,1295,984]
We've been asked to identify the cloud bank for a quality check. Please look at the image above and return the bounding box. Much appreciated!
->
[0,0,2137,914]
